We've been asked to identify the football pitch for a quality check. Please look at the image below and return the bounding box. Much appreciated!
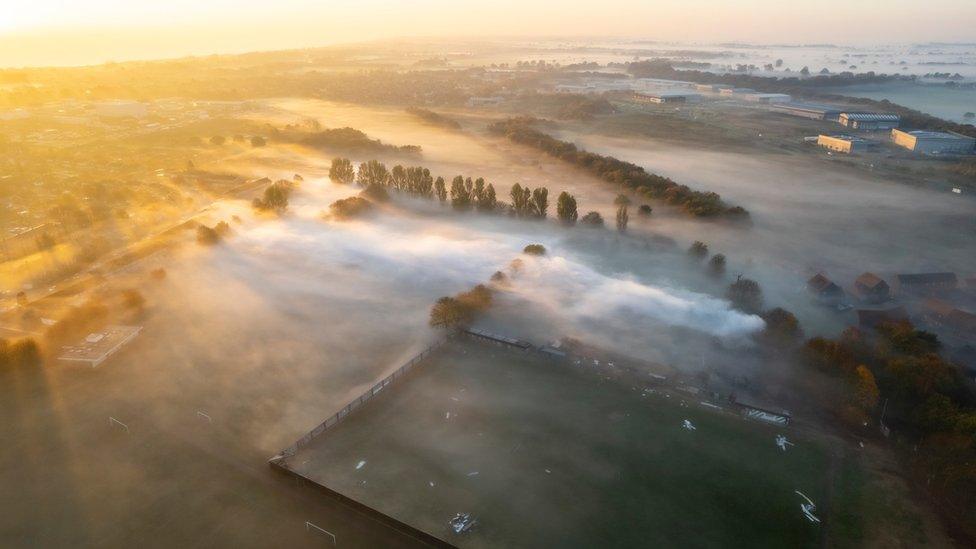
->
[285,337,830,548]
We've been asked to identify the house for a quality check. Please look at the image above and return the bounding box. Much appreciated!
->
[857,307,909,329]
[852,272,890,303]
[807,273,845,303]
[895,272,958,295]
[838,112,900,130]
[920,298,976,340]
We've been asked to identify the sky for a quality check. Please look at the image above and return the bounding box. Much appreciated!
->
[1,0,975,67]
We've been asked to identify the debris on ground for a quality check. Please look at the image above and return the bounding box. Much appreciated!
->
[449,513,477,534]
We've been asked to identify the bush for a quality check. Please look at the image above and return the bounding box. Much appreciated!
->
[328,196,373,219]
[523,244,546,256]
[196,225,220,245]
[727,277,763,314]
[580,211,604,227]
[360,183,390,203]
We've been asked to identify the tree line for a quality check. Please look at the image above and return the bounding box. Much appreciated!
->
[486,118,750,219]
[0,337,41,372]
[802,320,976,537]
[405,107,462,130]
[329,157,642,227]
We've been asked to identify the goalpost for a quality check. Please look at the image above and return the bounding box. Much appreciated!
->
[305,521,337,545]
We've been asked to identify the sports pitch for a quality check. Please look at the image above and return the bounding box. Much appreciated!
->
[286,337,830,548]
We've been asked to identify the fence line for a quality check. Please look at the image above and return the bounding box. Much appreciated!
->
[273,337,449,461]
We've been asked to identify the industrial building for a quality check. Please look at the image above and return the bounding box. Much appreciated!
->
[772,102,843,121]
[817,134,877,154]
[890,129,975,155]
[895,272,958,295]
[720,87,756,96]
[837,112,900,130]
[746,93,792,104]
[695,83,733,92]
[632,78,696,89]
[633,91,702,104]
[93,100,148,118]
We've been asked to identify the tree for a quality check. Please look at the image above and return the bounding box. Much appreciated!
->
[727,277,763,314]
[557,191,578,224]
[613,194,631,207]
[360,183,390,203]
[510,183,532,216]
[434,177,447,203]
[429,297,467,329]
[329,196,373,219]
[357,160,389,188]
[523,244,546,256]
[250,136,266,147]
[122,289,146,311]
[615,204,629,233]
[758,307,803,348]
[450,175,471,210]
[210,135,226,146]
[473,178,486,207]
[580,211,604,227]
[329,158,355,184]
[252,180,291,212]
[0,337,41,371]
[637,204,652,217]
[800,66,810,76]
[482,184,497,211]
[532,187,549,218]
[853,365,880,414]
[688,241,709,260]
[390,165,407,190]
[196,225,221,245]
[708,254,726,277]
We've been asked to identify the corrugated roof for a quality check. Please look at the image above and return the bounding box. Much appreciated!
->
[841,112,900,121]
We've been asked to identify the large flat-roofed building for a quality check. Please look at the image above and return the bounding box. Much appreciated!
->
[838,112,900,130]
[59,325,143,367]
[817,134,877,154]
[695,83,733,92]
[746,93,792,104]
[720,87,756,96]
[633,91,702,104]
[772,102,844,121]
[895,272,958,295]
[890,129,976,155]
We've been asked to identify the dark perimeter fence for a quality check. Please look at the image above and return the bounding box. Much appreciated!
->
[269,336,456,548]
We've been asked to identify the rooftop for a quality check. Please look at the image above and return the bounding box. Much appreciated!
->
[59,325,143,367]
[773,102,842,113]
[900,130,974,140]
[840,112,900,121]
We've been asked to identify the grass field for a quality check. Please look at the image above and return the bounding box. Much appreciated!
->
[289,337,831,548]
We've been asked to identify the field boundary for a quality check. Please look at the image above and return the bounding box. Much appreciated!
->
[269,335,456,548]
[269,328,797,547]
[270,337,449,463]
